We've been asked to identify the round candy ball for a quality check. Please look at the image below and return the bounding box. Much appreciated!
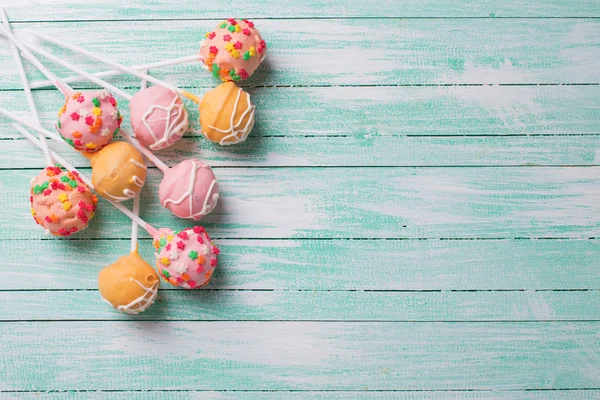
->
[200,18,267,82]
[130,86,189,150]
[158,159,220,220]
[153,226,219,289]
[56,90,123,152]
[30,165,97,236]
[199,82,255,145]
[98,251,159,314]
[87,141,147,202]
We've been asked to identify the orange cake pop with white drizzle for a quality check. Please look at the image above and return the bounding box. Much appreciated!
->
[85,141,147,202]
[199,82,256,145]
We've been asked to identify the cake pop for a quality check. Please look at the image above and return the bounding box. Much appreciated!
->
[0,106,145,204]
[2,11,96,237]
[6,38,188,152]
[29,163,97,236]
[28,18,266,87]
[0,23,123,153]
[199,82,256,145]
[98,251,159,314]
[0,31,147,202]
[99,157,158,315]
[22,30,257,145]
[9,49,221,221]
[153,226,219,289]
[200,18,267,82]
[84,141,147,202]
[20,127,220,289]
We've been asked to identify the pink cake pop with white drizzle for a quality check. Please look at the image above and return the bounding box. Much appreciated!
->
[19,129,219,289]
[200,18,267,82]
[7,36,188,152]
[5,42,222,221]
[159,159,219,220]
[129,85,188,150]
[0,24,123,153]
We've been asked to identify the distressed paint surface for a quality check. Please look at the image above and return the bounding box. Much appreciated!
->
[0,1,598,398]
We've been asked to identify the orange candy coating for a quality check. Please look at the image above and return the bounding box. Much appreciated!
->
[98,251,159,315]
[199,82,255,146]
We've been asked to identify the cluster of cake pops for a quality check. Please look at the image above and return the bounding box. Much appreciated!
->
[0,13,267,314]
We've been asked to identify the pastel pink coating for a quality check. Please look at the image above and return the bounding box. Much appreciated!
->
[158,159,220,220]
[30,166,97,236]
[56,90,122,152]
[129,86,189,150]
[153,227,219,289]
[200,18,267,81]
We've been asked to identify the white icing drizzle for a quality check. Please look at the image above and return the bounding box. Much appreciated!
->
[162,160,219,220]
[101,159,146,202]
[140,90,188,150]
[130,158,147,170]
[101,278,158,315]
[203,87,256,146]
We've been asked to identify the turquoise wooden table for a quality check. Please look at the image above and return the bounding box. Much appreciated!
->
[0,1,599,398]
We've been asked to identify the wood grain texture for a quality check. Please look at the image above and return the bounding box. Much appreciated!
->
[3,134,600,169]
[1,85,599,141]
[0,19,598,89]
[4,0,600,20]
[5,390,600,399]
[2,290,600,321]
[1,167,598,240]
[1,321,599,391]
[1,239,599,291]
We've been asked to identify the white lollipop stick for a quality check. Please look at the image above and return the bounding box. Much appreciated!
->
[25,30,201,104]
[0,105,64,142]
[131,76,148,254]
[0,9,52,166]
[0,17,71,96]
[1,34,172,173]
[13,39,132,100]
[13,44,173,173]
[29,55,198,90]
[16,123,158,237]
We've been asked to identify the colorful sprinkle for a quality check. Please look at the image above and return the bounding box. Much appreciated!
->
[227,25,236,33]
[85,116,94,126]
[92,98,101,107]
[243,28,250,36]
[160,257,171,266]
[162,269,170,278]
[92,107,102,116]
[62,201,72,211]
[223,34,232,42]
[188,250,198,260]
[209,46,219,54]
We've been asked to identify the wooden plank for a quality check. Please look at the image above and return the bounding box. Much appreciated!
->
[1,239,599,291]
[0,19,598,89]
[3,134,600,169]
[0,167,598,240]
[2,290,599,322]
[1,86,599,140]
[5,0,600,21]
[5,390,600,399]
[1,321,599,390]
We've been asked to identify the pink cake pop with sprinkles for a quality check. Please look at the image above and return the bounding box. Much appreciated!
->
[200,18,267,82]
[57,89,122,152]
[19,128,220,289]
[1,11,96,237]
[153,226,219,289]
[4,42,222,221]
[29,165,97,236]
[8,37,187,152]
[0,23,122,153]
